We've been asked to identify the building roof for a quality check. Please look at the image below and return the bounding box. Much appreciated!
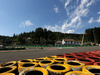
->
[63,39,74,42]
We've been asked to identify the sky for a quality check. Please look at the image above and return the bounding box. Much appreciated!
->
[0,0,100,36]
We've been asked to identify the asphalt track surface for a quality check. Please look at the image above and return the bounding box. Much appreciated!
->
[0,46,100,64]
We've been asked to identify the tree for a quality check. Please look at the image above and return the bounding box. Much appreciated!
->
[47,30,56,44]
[0,27,89,45]
[35,27,44,44]
[30,31,36,44]
[13,33,16,38]
[16,35,26,45]
[85,27,100,44]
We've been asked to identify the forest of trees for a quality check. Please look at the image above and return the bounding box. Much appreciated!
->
[0,27,83,46]
[0,27,100,46]
[85,27,100,44]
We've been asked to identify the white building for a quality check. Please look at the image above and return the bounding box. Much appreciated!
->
[62,39,74,45]
[74,41,81,45]
[62,39,81,45]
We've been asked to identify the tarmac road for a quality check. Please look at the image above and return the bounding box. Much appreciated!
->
[0,46,100,64]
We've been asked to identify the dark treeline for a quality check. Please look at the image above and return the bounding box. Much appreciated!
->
[0,27,100,46]
[85,27,100,43]
[0,27,83,45]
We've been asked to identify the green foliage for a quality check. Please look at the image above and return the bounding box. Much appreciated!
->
[16,35,26,45]
[0,27,84,45]
[1,27,100,45]
[85,27,100,43]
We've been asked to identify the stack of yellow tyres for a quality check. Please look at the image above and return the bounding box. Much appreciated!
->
[18,59,34,74]
[64,71,84,75]
[0,66,18,75]
[46,64,71,75]
[66,60,85,71]
[39,60,53,68]
[33,57,46,63]
[19,67,48,75]
[18,59,33,64]
[45,56,57,60]
[52,61,65,64]
[18,62,38,73]
[0,73,15,75]
[0,61,17,67]
[82,65,100,75]
[53,58,67,64]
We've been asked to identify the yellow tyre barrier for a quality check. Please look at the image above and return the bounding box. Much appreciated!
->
[18,62,38,73]
[39,60,53,68]
[50,56,57,58]
[66,60,85,71]
[64,71,83,75]
[52,61,65,64]
[82,65,100,75]
[46,64,71,75]
[54,58,67,62]
[18,59,33,64]
[34,57,46,63]
[19,67,48,75]
[0,73,15,75]
[1,61,17,67]
[45,56,57,60]
[0,66,18,75]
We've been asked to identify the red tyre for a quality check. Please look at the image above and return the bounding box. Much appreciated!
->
[76,58,94,65]
[95,55,100,58]
[88,51,96,53]
[86,56,100,62]
[72,52,85,58]
[79,52,87,55]
[71,53,78,55]
[95,50,100,54]
[74,54,85,59]
[94,62,100,66]
[94,53,100,57]
[85,53,96,57]
[64,53,73,56]
[64,55,76,60]
[56,55,64,58]
[87,51,90,53]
